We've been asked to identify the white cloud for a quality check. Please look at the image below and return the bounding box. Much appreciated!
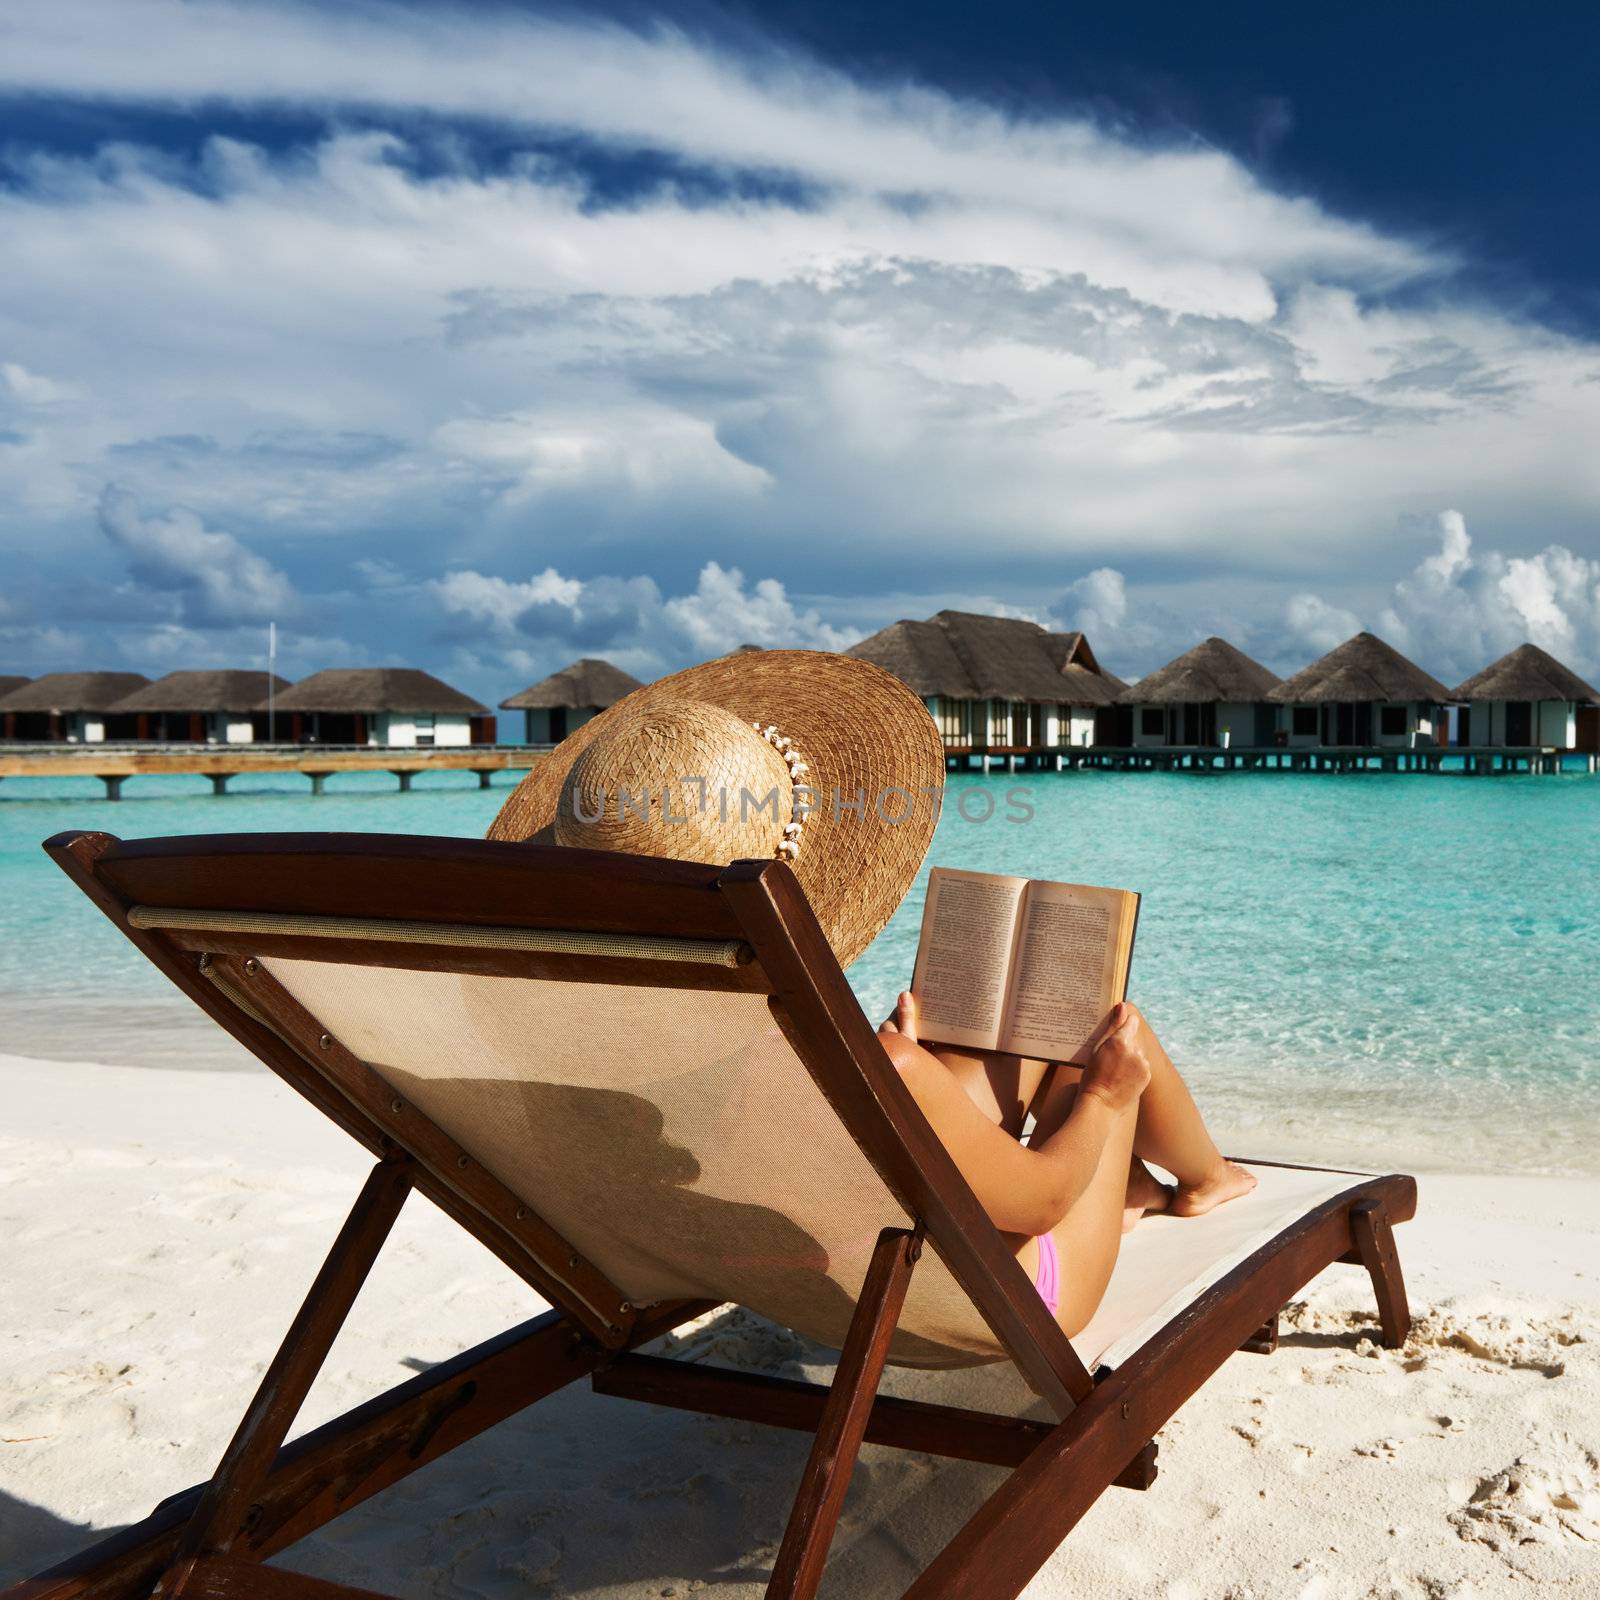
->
[430,557,855,679]
[2,361,83,405]
[0,1,1435,317]
[0,0,1594,686]
[663,562,856,654]
[1377,511,1600,679]
[429,567,585,631]
[433,409,770,504]
[1283,592,1364,657]
[97,484,297,626]
[1056,567,1127,636]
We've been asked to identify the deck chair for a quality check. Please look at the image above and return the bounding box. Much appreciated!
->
[10,829,1416,1600]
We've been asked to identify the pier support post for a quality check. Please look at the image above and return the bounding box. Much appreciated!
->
[210,773,232,796]
[306,772,325,796]
[393,770,413,793]
[101,775,123,801]
[477,769,493,789]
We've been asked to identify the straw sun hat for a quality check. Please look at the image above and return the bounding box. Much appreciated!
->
[488,650,945,967]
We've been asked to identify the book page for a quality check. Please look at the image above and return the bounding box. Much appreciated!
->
[910,867,1029,1051]
[998,882,1130,1060]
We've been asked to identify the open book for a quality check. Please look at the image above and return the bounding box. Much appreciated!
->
[909,867,1140,1061]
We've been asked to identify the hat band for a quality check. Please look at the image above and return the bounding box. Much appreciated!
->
[752,722,810,862]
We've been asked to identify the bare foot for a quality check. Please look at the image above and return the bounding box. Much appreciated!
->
[1123,1157,1175,1232]
[1170,1159,1258,1217]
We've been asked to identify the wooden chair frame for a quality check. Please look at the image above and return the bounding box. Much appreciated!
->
[5,830,1417,1600]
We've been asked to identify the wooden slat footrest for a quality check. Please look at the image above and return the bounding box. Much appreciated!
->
[592,1353,1157,1489]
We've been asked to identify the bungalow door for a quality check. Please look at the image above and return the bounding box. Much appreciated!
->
[1505,701,1532,745]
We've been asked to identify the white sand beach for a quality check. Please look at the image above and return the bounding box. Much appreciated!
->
[2,1050,1597,1598]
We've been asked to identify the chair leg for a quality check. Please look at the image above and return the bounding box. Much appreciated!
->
[1239,1314,1278,1355]
[1348,1199,1411,1348]
[766,1228,920,1600]
[156,1158,413,1596]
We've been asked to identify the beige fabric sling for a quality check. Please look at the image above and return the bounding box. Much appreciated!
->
[264,958,1364,1377]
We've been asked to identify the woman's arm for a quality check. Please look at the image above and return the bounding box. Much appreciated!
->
[878,1000,1150,1238]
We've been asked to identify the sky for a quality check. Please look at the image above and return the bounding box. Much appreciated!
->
[3,0,1600,709]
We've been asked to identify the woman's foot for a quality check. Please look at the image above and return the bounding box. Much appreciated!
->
[1170,1159,1258,1216]
[1123,1158,1174,1232]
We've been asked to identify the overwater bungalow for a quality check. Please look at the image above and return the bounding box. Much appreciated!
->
[1451,642,1599,751]
[108,670,293,744]
[266,669,493,746]
[1121,637,1281,749]
[846,609,1124,758]
[1267,632,1450,748]
[500,658,643,744]
[0,676,28,736]
[0,671,150,742]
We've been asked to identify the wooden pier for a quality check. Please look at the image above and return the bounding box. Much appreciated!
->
[0,743,549,800]
[945,744,1597,776]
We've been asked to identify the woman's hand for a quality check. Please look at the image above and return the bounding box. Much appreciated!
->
[1078,1002,1151,1112]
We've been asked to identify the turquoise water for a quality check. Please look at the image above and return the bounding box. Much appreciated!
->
[2,768,1597,1175]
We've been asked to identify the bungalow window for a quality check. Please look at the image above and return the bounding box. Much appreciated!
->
[1291,706,1317,737]
[1140,708,1165,737]
[1379,706,1407,737]
[414,713,436,747]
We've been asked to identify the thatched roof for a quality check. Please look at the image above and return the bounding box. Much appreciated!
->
[0,675,29,699]
[1121,637,1282,705]
[847,610,1121,706]
[1267,633,1451,705]
[0,671,151,712]
[111,670,293,714]
[1452,642,1599,704]
[267,668,488,714]
[501,658,642,711]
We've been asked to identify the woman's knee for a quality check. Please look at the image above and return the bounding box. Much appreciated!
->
[876,1028,925,1075]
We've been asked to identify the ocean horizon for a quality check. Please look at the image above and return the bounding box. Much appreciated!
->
[3,766,1596,1179]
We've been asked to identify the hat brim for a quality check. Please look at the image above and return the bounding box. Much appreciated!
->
[488,650,945,967]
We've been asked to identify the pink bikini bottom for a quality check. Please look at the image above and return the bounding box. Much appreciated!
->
[1033,1231,1060,1318]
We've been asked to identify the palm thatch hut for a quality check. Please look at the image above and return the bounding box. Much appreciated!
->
[500,658,643,744]
[0,671,150,742]
[1452,643,1599,750]
[847,609,1124,754]
[1267,632,1450,748]
[1120,637,1282,749]
[265,669,492,747]
[108,670,292,744]
[0,675,28,740]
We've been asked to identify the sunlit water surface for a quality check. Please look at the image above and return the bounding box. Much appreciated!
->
[2,767,1596,1175]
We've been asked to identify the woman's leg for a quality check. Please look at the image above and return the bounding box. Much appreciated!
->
[1027,1004,1256,1216]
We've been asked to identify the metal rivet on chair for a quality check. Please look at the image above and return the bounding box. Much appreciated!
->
[318,1033,332,1050]
[514,1206,528,1221]
[568,1254,579,1268]
[457,1153,470,1168]
[390,1097,403,1113]
[243,958,259,976]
